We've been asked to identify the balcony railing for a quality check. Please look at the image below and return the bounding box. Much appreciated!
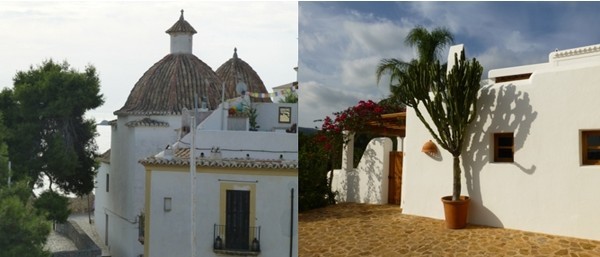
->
[213,224,261,255]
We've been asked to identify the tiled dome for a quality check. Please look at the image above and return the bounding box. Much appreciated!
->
[114,53,227,115]
[216,48,272,103]
[115,11,234,115]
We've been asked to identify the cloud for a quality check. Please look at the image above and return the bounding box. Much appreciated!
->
[301,2,600,129]
[0,2,297,118]
[299,3,406,127]
[299,80,375,129]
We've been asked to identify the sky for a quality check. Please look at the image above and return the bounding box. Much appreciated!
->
[298,2,600,129]
[0,1,298,153]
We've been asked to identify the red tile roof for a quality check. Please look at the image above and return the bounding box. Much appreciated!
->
[115,54,229,115]
[216,48,272,103]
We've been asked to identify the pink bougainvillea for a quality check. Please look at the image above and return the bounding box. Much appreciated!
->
[316,100,404,150]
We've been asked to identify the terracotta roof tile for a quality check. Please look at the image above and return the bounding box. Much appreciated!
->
[216,48,272,103]
[98,149,111,163]
[165,10,197,34]
[139,147,297,169]
[140,157,298,170]
[115,54,230,115]
[125,117,169,127]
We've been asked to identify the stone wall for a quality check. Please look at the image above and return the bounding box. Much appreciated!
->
[53,220,101,257]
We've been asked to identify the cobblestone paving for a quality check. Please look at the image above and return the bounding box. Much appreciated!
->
[299,203,600,257]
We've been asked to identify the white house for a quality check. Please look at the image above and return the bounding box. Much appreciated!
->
[94,11,298,257]
[400,43,600,241]
[139,118,298,257]
[330,43,600,241]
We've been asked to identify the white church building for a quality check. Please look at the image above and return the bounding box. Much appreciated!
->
[332,43,600,241]
[94,11,298,257]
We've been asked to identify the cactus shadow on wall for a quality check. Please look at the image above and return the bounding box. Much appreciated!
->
[463,83,538,227]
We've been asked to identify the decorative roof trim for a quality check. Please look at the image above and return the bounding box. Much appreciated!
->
[139,157,298,170]
[97,149,111,164]
[551,44,600,59]
[165,9,197,34]
[125,117,169,128]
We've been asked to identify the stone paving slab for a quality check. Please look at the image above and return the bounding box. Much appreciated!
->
[299,203,600,257]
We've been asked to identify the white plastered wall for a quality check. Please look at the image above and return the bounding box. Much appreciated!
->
[146,169,298,257]
[331,137,392,204]
[402,51,600,241]
[97,114,180,257]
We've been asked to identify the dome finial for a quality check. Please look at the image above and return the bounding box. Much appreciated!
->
[180,9,184,20]
[233,47,238,59]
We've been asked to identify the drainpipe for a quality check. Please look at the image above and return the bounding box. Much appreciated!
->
[290,188,294,257]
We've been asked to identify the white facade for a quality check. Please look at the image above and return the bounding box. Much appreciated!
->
[402,44,600,240]
[95,115,181,257]
[142,106,298,257]
[94,12,298,257]
[96,104,298,257]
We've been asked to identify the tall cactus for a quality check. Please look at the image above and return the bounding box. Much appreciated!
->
[395,50,483,201]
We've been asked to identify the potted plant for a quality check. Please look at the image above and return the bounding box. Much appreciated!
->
[393,50,483,229]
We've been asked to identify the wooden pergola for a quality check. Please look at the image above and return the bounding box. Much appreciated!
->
[365,112,406,137]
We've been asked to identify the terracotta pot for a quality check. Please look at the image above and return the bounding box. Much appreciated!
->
[441,196,470,229]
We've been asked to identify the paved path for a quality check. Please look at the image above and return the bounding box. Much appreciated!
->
[43,213,111,257]
[299,203,600,257]
[69,213,111,257]
[44,230,77,252]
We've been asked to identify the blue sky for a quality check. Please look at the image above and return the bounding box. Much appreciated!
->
[0,2,298,152]
[298,1,600,128]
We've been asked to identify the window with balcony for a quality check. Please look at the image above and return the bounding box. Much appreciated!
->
[214,185,260,255]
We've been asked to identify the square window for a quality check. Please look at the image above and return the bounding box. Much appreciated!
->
[494,133,514,163]
[582,130,600,165]
[279,107,291,123]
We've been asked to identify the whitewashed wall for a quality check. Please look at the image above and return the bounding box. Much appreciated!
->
[332,137,392,204]
[255,103,298,131]
[402,46,600,241]
[93,162,109,246]
[96,114,180,257]
[147,169,298,257]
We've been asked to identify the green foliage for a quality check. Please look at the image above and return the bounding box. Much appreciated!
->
[404,26,454,63]
[278,89,298,103]
[377,26,454,105]
[244,103,260,131]
[1,59,104,195]
[377,26,483,201]
[299,132,336,211]
[0,181,51,257]
[0,112,10,186]
[34,190,71,224]
[395,51,483,200]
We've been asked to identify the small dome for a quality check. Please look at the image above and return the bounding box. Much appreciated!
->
[115,54,229,115]
[216,48,272,103]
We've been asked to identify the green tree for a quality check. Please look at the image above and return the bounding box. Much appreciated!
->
[376,26,454,101]
[0,181,52,257]
[278,87,298,103]
[1,60,104,196]
[394,51,483,201]
[404,26,455,63]
[299,131,335,211]
[34,190,71,224]
[0,112,10,186]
